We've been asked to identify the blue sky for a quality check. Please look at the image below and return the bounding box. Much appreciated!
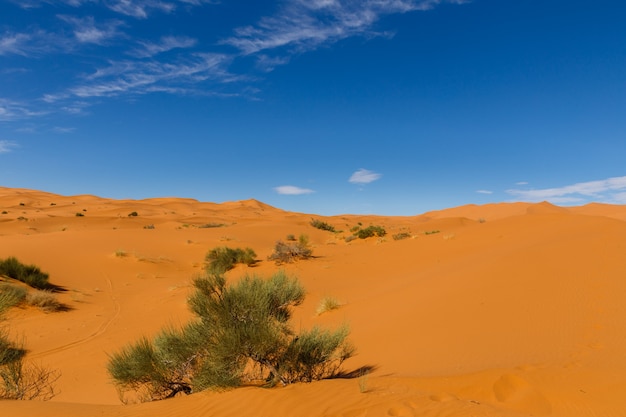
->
[1,0,625,215]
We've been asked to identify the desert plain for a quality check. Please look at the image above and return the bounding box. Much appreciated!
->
[1,186,626,417]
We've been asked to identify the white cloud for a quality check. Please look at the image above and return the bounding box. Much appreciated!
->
[349,168,381,184]
[507,176,626,204]
[63,53,233,99]
[58,15,124,44]
[0,32,32,56]
[0,140,17,153]
[516,181,528,185]
[222,0,466,55]
[274,185,315,195]
[476,190,493,194]
[131,35,197,58]
[52,126,77,133]
[0,98,46,121]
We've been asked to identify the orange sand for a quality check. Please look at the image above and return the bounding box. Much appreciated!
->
[1,187,626,416]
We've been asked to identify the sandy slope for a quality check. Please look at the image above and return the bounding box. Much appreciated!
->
[1,187,626,416]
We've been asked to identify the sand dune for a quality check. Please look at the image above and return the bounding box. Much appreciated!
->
[1,187,626,416]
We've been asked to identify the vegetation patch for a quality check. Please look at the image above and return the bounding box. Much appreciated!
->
[128,211,138,217]
[424,230,440,235]
[26,290,67,313]
[0,257,51,290]
[108,271,354,401]
[310,219,336,232]
[353,225,386,239]
[0,284,27,313]
[392,232,412,241]
[205,246,257,274]
[316,296,342,316]
[196,223,226,229]
[268,235,312,264]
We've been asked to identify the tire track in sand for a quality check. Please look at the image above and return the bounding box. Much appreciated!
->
[30,273,121,359]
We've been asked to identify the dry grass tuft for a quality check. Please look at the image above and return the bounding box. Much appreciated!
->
[316,296,342,316]
[26,291,67,313]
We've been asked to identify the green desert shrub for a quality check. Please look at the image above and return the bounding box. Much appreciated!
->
[0,257,51,290]
[310,219,336,232]
[108,271,353,401]
[392,232,411,241]
[0,332,59,400]
[128,211,138,217]
[354,225,386,239]
[0,285,27,313]
[204,246,257,274]
[268,235,312,265]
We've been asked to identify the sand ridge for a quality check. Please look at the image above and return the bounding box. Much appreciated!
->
[1,187,626,416]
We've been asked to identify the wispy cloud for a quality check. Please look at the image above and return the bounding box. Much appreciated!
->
[222,0,466,56]
[0,98,46,121]
[131,35,197,58]
[476,190,493,194]
[507,176,626,204]
[45,53,234,101]
[349,168,381,185]
[0,32,33,56]
[0,140,18,154]
[52,126,77,133]
[2,0,465,121]
[58,15,124,44]
[274,185,315,195]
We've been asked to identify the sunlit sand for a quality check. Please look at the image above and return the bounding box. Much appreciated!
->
[2,187,626,416]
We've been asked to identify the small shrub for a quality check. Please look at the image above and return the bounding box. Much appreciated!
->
[355,225,386,239]
[344,235,357,243]
[128,212,138,217]
[143,224,155,229]
[114,249,128,258]
[424,230,440,235]
[26,291,66,313]
[392,232,411,241]
[310,219,336,232]
[205,246,256,274]
[286,234,296,241]
[0,257,51,290]
[1,211,7,215]
[17,216,27,221]
[0,285,27,313]
[316,296,342,316]
[75,212,84,217]
[268,235,312,264]
[0,332,59,400]
[197,223,226,229]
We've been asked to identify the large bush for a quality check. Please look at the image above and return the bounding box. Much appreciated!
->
[108,271,354,401]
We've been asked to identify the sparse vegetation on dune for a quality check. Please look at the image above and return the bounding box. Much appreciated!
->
[0,257,51,290]
[352,225,386,239]
[316,296,342,316]
[268,235,313,264]
[205,246,257,274]
[1,294,60,400]
[310,218,336,232]
[108,271,354,401]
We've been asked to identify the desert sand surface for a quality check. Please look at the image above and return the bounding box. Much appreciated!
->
[2,186,626,417]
